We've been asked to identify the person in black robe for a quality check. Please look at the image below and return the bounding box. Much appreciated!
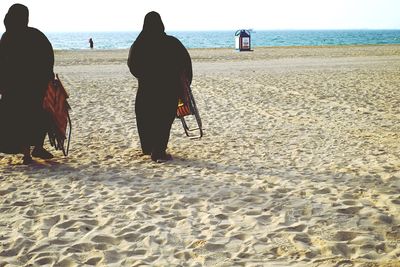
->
[128,11,192,163]
[89,38,94,49]
[0,4,55,164]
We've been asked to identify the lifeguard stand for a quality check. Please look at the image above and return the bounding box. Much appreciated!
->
[235,29,251,51]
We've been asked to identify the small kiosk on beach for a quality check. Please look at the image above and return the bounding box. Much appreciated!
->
[235,29,251,51]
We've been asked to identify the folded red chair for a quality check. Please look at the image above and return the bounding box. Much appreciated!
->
[176,75,203,139]
[42,74,72,156]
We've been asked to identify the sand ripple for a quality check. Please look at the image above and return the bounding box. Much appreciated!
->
[1,46,400,266]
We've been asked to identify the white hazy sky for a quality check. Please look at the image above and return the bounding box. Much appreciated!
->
[1,0,399,33]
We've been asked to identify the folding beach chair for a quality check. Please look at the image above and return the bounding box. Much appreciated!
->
[42,74,72,156]
[176,76,203,139]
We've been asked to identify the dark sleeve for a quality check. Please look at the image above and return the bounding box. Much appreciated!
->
[42,35,55,81]
[29,29,55,101]
[172,37,192,84]
[0,35,4,92]
[182,45,192,85]
[127,43,135,75]
[33,28,54,81]
[127,41,141,78]
[0,33,8,92]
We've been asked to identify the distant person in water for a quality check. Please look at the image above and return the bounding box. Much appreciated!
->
[89,38,94,49]
[127,11,192,163]
[0,4,55,164]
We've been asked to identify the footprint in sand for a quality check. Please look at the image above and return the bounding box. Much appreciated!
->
[116,226,140,236]
[204,242,226,252]
[391,199,400,205]
[0,187,17,196]
[128,249,147,257]
[314,187,331,194]
[0,247,19,257]
[41,215,61,228]
[341,200,358,206]
[188,240,207,249]
[335,259,355,267]
[34,256,56,266]
[174,251,191,261]
[12,201,29,207]
[255,214,272,225]
[223,205,239,212]
[91,235,120,245]
[245,209,262,216]
[55,219,77,229]
[65,242,94,253]
[293,233,311,244]
[230,233,249,241]
[336,206,363,214]
[217,223,231,230]
[84,257,102,265]
[278,224,307,233]
[119,232,140,242]
[214,214,229,220]
[138,225,156,233]
[24,208,37,217]
[55,257,77,267]
[334,231,358,242]
[80,219,98,226]
[128,196,146,203]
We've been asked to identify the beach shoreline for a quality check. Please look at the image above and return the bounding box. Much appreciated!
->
[53,44,400,61]
[1,45,400,266]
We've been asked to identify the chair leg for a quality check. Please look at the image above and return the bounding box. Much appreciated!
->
[180,117,190,137]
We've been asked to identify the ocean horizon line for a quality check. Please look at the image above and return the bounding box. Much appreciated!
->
[45,30,400,50]
[44,28,400,34]
[52,43,400,53]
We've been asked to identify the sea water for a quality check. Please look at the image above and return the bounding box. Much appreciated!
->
[45,30,400,50]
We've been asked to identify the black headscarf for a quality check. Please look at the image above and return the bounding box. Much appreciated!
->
[128,11,192,89]
[0,3,54,94]
[128,11,167,78]
[4,4,29,32]
[142,11,164,35]
[135,11,166,44]
[0,3,55,153]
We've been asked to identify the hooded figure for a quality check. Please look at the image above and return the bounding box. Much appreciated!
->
[128,11,192,162]
[0,4,54,164]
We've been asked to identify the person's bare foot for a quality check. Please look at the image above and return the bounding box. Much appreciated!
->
[32,147,54,159]
[22,155,33,165]
[152,153,173,163]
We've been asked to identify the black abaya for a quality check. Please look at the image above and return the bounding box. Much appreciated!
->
[127,12,192,159]
[0,5,54,154]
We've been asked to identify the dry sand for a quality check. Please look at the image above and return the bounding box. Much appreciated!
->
[1,45,400,266]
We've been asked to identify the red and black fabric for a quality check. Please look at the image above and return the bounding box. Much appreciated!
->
[42,74,71,155]
[176,75,192,118]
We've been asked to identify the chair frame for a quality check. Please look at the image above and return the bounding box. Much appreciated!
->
[44,74,72,156]
[177,86,203,139]
[48,112,71,156]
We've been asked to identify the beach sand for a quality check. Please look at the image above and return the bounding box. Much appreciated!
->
[1,45,400,266]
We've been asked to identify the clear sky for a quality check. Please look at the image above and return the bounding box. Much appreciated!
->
[1,0,399,33]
